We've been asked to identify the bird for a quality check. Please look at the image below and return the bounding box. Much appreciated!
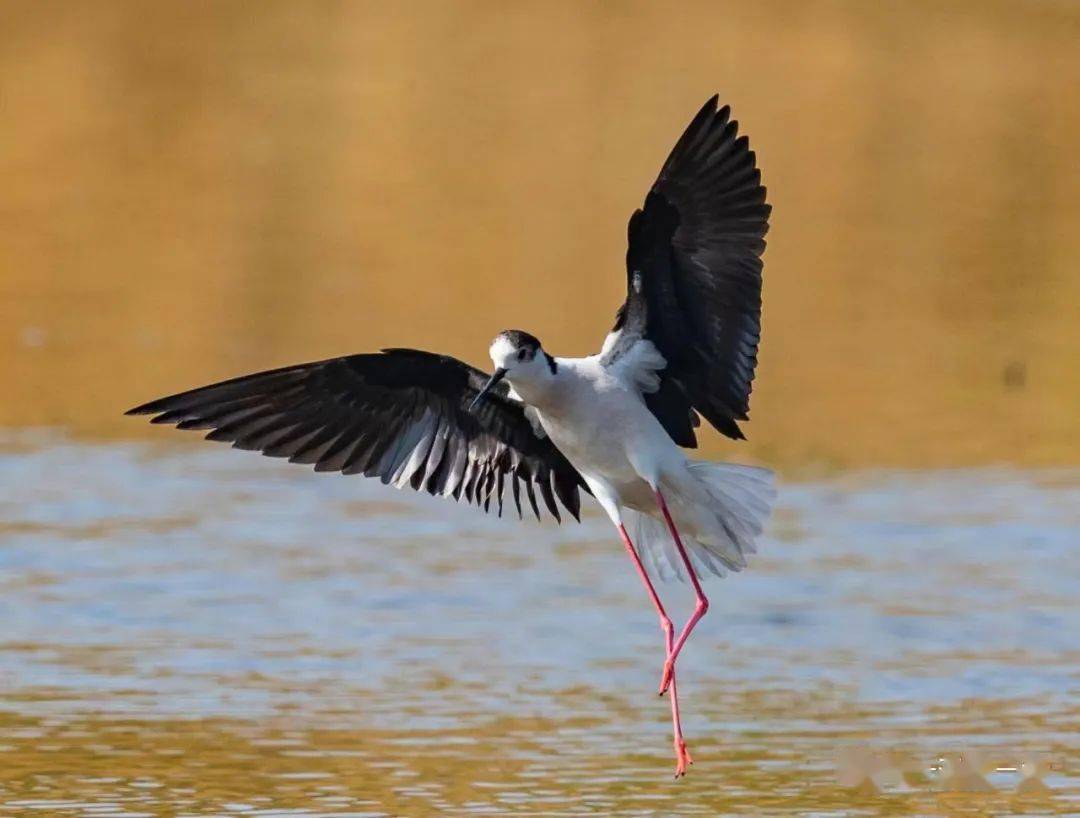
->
[127,95,774,778]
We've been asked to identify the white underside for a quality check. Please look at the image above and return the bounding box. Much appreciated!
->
[501,341,776,584]
[624,461,775,582]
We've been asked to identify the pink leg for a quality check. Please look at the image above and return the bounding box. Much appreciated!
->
[662,612,694,777]
[617,524,693,777]
[654,490,709,697]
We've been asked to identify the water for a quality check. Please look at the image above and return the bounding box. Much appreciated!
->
[1,1,1078,814]
[0,434,1075,815]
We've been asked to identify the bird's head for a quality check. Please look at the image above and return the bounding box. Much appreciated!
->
[470,329,556,411]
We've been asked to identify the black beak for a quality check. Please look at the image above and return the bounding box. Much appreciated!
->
[469,368,507,413]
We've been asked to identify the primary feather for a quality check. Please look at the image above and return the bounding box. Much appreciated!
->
[126,349,588,522]
[602,95,771,444]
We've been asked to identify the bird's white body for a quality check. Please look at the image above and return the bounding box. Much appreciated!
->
[491,336,774,582]
[520,357,678,499]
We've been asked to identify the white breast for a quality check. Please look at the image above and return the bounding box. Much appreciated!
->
[528,356,680,489]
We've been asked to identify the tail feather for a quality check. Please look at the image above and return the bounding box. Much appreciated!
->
[627,510,723,583]
[627,461,776,583]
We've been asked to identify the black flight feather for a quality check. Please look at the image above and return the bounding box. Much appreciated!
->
[602,95,770,444]
[127,349,589,523]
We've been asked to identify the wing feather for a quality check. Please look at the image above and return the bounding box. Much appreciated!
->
[602,96,770,444]
[127,350,589,522]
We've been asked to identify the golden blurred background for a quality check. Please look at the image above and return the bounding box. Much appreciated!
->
[2,0,1077,472]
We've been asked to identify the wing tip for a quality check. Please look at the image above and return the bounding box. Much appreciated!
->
[125,400,164,417]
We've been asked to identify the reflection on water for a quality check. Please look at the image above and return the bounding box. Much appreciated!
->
[0,435,1076,815]
[1,0,1078,468]
[1,1,1078,814]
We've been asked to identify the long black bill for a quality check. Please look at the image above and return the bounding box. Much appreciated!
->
[468,368,507,413]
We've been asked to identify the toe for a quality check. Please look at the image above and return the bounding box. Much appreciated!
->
[658,662,674,694]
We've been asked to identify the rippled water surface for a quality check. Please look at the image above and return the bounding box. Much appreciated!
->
[2,2,1079,814]
[0,435,1075,815]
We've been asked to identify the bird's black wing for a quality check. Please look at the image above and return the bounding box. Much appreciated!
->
[602,95,770,445]
[126,349,588,521]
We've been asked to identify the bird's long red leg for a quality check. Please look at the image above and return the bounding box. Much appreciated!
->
[617,524,693,777]
[654,490,709,697]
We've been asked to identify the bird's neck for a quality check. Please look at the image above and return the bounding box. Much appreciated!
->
[506,362,559,410]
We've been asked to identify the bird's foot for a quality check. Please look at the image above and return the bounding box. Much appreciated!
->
[673,737,693,778]
[658,658,674,696]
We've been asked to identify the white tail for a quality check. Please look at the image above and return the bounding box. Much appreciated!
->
[625,462,776,583]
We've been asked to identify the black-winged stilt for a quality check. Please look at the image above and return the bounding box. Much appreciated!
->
[127,95,774,777]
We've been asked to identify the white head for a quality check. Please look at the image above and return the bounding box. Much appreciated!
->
[470,329,556,411]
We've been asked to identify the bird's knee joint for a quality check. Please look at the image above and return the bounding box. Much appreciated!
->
[695,597,709,616]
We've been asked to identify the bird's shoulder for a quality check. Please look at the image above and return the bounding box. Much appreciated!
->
[595,339,667,396]
[550,355,623,394]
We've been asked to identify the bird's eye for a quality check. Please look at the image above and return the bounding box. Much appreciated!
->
[517,348,527,361]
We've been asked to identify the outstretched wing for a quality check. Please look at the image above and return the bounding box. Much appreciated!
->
[126,349,588,521]
[601,95,770,445]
